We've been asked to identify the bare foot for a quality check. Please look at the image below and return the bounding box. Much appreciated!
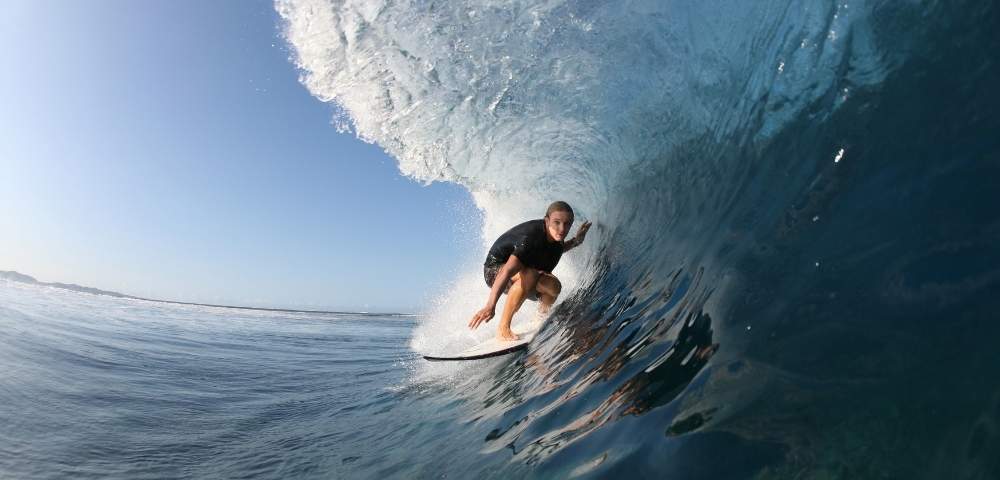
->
[496,329,521,342]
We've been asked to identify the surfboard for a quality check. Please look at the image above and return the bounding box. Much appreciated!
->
[423,323,541,361]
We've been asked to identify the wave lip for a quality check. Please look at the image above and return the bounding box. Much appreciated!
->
[277,0,887,208]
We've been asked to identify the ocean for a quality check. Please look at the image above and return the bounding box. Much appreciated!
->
[1,281,427,478]
[4,0,1000,478]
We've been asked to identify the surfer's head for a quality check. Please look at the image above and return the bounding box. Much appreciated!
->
[544,201,574,242]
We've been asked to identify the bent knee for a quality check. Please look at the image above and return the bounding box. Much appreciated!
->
[540,275,562,297]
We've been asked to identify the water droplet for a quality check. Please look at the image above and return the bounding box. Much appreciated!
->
[834,148,845,163]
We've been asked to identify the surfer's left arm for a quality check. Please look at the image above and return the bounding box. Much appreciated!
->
[563,221,592,252]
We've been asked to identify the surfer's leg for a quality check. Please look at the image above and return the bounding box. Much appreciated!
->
[497,269,540,341]
[535,273,562,314]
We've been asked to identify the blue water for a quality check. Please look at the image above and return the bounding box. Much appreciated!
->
[5,0,1000,478]
[0,282,421,478]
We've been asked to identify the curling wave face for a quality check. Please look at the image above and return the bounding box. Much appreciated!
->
[279,0,1000,477]
[277,0,884,211]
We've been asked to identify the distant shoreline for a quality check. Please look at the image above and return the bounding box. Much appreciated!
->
[0,270,417,317]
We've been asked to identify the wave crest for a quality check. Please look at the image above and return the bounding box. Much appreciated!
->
[277,0,889,217]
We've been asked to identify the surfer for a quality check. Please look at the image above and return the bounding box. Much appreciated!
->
[468,201,592,341]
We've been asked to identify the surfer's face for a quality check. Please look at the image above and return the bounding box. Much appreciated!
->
[545,211,573,242]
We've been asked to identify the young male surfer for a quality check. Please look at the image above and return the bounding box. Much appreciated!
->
[468,201,592,341]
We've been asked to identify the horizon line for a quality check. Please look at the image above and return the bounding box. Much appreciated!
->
[0,269,419,317]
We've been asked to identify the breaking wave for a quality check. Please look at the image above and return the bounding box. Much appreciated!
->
[279,0,1000,477]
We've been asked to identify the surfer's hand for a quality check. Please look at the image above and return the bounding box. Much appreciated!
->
[576,221,592,242]
[469,306,495,330]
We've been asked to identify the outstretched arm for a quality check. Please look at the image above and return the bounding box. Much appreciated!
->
[469,255,524,329]
[563,221,593,252]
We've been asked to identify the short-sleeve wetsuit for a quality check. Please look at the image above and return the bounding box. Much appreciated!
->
[483,219,564,297]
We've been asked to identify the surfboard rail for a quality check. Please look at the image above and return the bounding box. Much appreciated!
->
[422,342,530,361]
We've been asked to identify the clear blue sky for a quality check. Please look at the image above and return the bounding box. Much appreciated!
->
[0,1,479,312]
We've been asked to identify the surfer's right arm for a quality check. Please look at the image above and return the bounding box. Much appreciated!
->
[469,255,524,329]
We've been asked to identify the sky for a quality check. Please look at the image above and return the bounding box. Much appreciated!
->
[0,1,481,312]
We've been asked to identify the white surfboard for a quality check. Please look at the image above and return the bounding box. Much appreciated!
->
[423,323,541,361]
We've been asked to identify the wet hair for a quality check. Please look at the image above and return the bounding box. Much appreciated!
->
[545,201,574,219]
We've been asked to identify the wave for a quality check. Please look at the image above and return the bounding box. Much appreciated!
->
[278,0,1000,477]
[277,0,888,208]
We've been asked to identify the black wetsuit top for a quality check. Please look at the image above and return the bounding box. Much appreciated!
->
[484,219,564,273]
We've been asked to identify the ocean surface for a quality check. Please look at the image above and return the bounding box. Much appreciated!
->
[0,281,424,479]
[5,0,1000,478]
